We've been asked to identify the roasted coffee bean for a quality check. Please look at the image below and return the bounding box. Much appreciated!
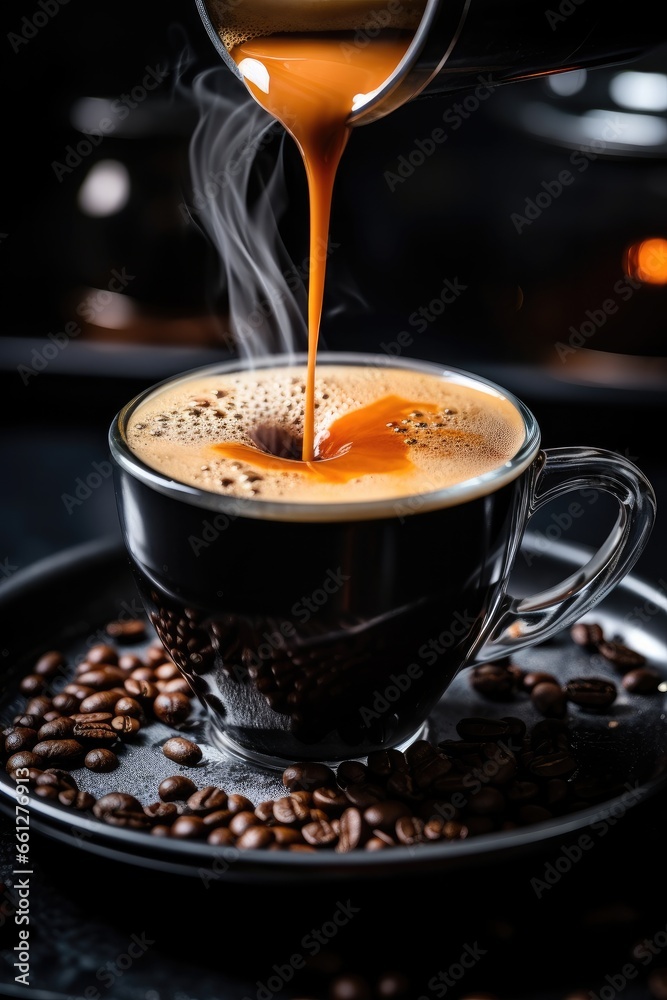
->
[571,622,604,647]
[363,800,412,833]
[312,786,348,814]
[111,715,141,736]
[202,809,233,829]
[469,662,515,699]
[59,789,96,810]
[282,761,337,791]
[34,650,66,677]
[186,786,227,814]
[162,737,202,765]
[529,751,578,778]
[42,767,77,789]
[456,717,512,741]
[93,792,150,828]
[301,819,338,846]
[565,677,617,709]
[32,739,84,762]
[153,692,191,725]
[395,815,425,845]
[77,666,127,689]
[229,810,260,836]
[118,654,143,672]
[522,670,559,692]
[467,787,507,815]
[158,774,198,801]
[12,713,41,729]
[5,750,44,775]
[87,643,119,665]
[124,677,159,702]
[227,793,255,813]
[171,815,207,839]
[72,720,118,743]
[598,639,646,671]
[105,618,147,642]
[4,728,37,753]
[336,807,369,853]
[131,667,157,682]
[272,795,310,825]
[237,825,274,850]
[343,782,386,808]
[19,674,45,695]
[518,804,553,824]
[25,696,53,718]
[51,692,80,714]
[114,696,144,718]
[531,681,568,718]
[144,801,178,823]
[85,748,119,772]
[79,691,123,714]
[37,717,75,740]
[154,662,180,681]
[622,667,663,694]
[207,827,236,846]
[366,749,407,778]
[336,759,368,787]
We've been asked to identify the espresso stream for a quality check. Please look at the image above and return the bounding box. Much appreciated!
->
[228,30,415,461]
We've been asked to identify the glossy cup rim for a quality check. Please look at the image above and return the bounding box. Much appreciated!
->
[108,351,542,523]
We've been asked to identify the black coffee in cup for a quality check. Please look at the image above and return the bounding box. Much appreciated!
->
[111,353,655,768]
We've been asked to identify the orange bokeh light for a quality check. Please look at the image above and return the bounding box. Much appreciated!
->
[624,237,667,285]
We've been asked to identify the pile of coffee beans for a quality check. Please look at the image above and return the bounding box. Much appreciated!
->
[2,618,662,852]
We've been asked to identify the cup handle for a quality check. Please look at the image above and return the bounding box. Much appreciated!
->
[473,447,657,662]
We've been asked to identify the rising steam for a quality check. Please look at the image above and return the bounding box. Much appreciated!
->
[178,57,310,360]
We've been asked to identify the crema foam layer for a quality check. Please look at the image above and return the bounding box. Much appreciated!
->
[208,0,425,50]
[126,365,526,504]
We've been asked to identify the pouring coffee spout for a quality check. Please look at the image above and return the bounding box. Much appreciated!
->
[196,0,667,126]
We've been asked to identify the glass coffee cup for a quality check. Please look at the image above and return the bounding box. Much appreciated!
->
[109,351,656,769]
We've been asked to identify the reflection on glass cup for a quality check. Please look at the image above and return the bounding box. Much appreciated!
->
[109,352,656,769]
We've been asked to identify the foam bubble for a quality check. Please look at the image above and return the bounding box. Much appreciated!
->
[126,365,526,504]
[207,0,426,51]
